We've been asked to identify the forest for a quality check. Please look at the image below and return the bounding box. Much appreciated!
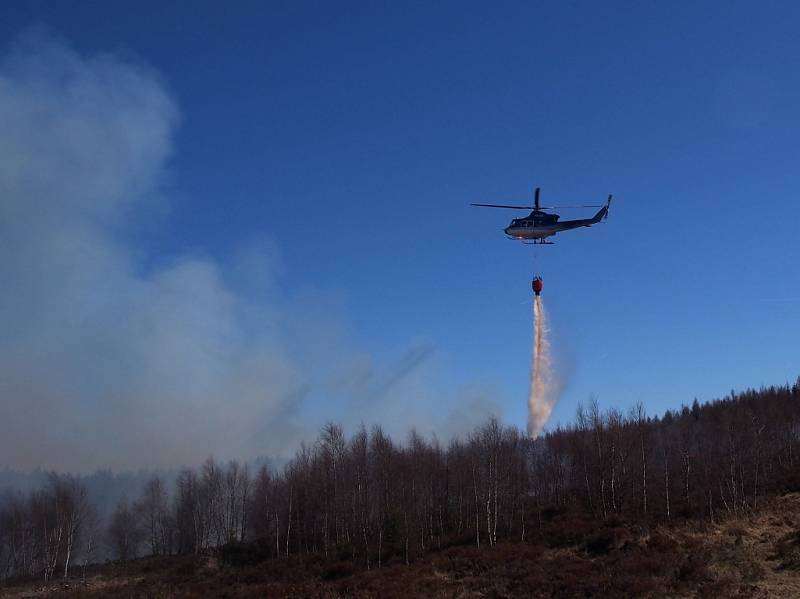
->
[1,382,799,582]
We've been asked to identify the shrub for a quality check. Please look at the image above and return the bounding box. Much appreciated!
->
[724,524,747,540]
[218,539,271,567]
[678,549,710,583]
[174,561,197,577]
[542,513,594,548]
[773,530,800,570]
[321,561,355,581]
[585,527,632,555]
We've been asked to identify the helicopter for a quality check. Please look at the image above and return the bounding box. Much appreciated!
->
[472,187,612,244]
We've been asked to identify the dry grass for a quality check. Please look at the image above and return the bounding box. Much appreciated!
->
[3,494,799,598]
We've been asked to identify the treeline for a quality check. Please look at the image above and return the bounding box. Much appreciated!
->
[2,382,799,579]
[0,474,95,580]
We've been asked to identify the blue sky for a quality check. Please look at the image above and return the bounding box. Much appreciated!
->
[2,1,800,464]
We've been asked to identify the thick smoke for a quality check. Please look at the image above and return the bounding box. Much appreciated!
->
[527,296,556,437]
[0,32,500,472]
[0,32,306,471]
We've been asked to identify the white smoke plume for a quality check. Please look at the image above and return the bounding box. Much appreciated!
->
[527,295,556,438]
[0,31,305,471]
[0,32,500,473]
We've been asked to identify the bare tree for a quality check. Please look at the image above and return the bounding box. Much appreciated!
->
[137,476,172,556]
[107,498,142,561]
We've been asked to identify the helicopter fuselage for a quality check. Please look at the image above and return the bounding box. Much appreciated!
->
[504,206,607,241]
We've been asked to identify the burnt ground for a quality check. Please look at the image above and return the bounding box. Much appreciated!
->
[3,493,799,599]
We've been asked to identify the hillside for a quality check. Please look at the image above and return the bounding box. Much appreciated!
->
[2,383,799,596]
[4,492,799,598]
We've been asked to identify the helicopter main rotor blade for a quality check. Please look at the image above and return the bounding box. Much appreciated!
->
[470,203,533,209]
[538,205,604,209]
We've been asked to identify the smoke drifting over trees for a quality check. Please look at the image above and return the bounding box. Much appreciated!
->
[0,32,499,472]
[2,383,798,580]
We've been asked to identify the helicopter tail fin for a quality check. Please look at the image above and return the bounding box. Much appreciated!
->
[590,205,608,223]
[590,195,611,222]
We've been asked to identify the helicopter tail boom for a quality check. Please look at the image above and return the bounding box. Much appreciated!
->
[587,195,612,224]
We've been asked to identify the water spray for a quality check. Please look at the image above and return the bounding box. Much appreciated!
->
[528,277,555,438]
